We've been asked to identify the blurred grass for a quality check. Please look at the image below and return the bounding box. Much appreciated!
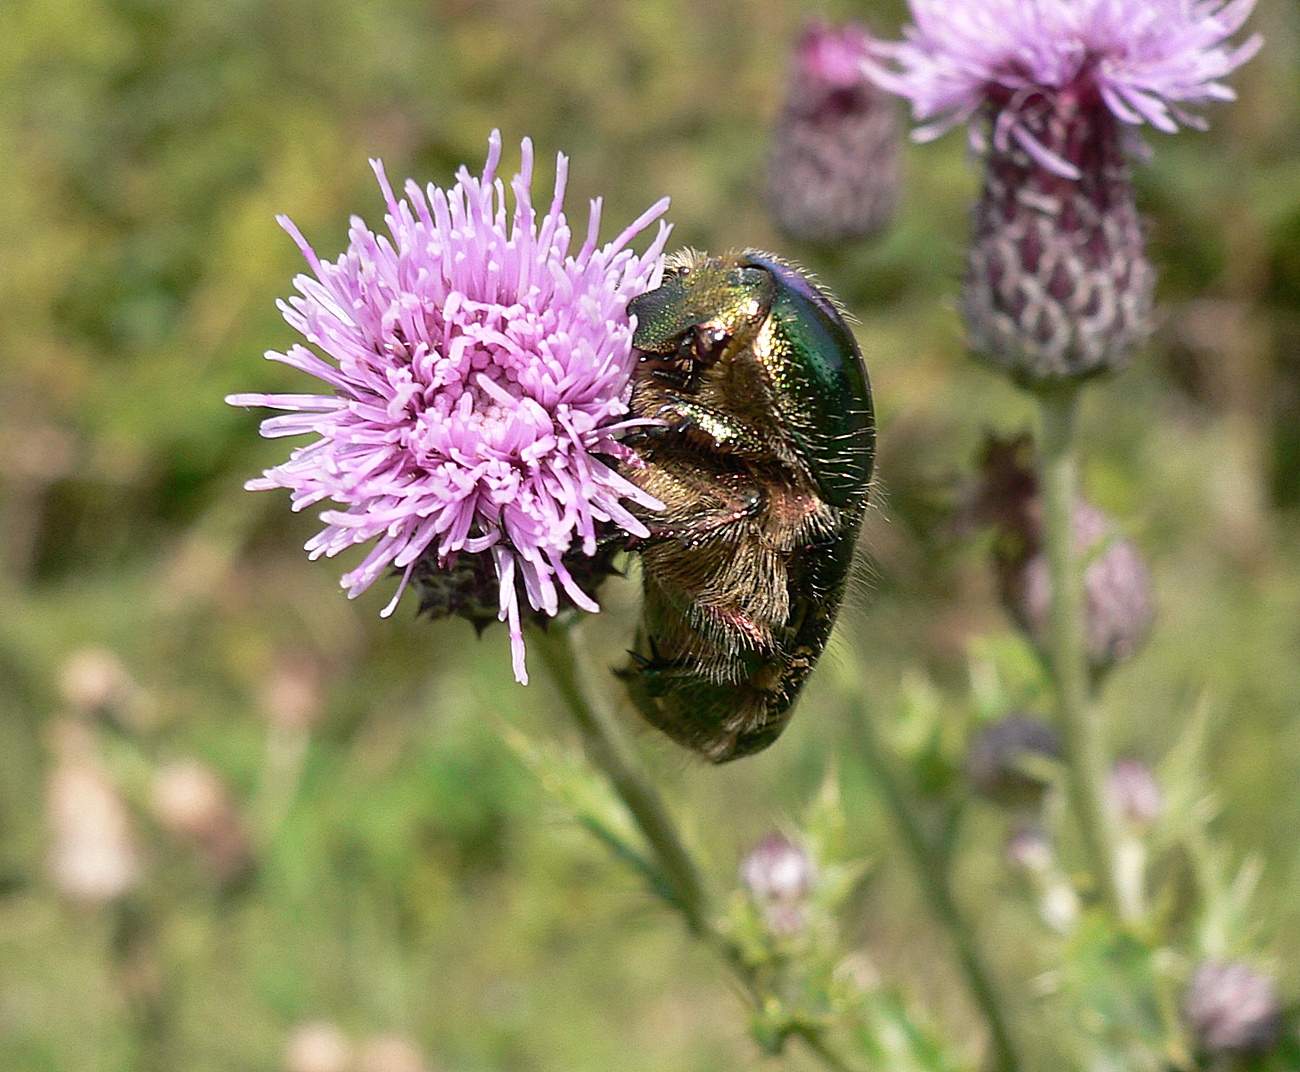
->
[1,0,1298,1069]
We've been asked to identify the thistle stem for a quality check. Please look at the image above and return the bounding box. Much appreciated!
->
[852,706,1022,1072]
[535,623,871,1072]
[533,623,710,936]
[1036,387,1130,920]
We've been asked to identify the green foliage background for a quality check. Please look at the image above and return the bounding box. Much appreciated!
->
[1,0,1298,1069]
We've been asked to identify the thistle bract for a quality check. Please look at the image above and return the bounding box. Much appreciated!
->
[228,133,671,683]
[865,0,1261,382]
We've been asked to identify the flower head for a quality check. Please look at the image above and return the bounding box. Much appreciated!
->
[865,0,1261,177]
[766,20,900,242]
[228,133,671,683]
[866,0,1260,382]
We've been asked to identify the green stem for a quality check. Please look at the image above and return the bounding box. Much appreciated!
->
[536,623,871,1072]
[852,710,1022,1072]
[793,1024,867,1072]
[533,623,710,936]
[1036,387,1130,920]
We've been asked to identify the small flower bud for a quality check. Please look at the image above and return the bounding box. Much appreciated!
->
[46,719,141,906]
[1185,961,1281,1057]
[285,1022,353,1072]
[1004,823,1054,876]
[1004,823,1079,932]
[1110,758,1162,828]
[152,760,253,885]
[766,20,899,243]
[965,716,1061,810]
[973,433,1153,674]
[740,832,815,937]
[1017,502,1154,671]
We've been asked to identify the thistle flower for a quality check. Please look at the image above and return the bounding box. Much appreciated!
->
[766,20,899,243]
[865,0,1261,382]
[229,133,671,684]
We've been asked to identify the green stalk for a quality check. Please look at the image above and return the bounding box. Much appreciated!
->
[852,705,1022,1072]
[533,623,710,936]
[1036,387,1131,920]
[535,622,871,1072]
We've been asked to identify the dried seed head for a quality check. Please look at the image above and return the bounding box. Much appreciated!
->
[766,21,899,243]
[965,716,1062,809]
[1185,961,1281,1057]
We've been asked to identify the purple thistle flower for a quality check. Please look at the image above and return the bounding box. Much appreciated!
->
[865,0,1260,382]
[864,0,1261,177]
[228,132,671,684]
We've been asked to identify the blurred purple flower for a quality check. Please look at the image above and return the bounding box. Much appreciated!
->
[766,20,899,242]
[229,132,671,683]
[863,0,1261,177]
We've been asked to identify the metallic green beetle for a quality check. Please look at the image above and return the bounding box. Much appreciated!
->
[618,250,874,762]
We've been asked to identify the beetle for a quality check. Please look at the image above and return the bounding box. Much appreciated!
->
[617,250,874,762]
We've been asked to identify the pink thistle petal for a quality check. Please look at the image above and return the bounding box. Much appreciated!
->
[230,133,671,683]
[863,0,1261,165]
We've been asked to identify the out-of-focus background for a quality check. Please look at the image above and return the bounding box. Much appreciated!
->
[2,0,1298,1069]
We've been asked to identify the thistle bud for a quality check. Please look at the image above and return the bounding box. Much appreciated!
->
[740,832,815,937]
[965,716,1061,810]
[1110,758,1162,828]
[1184,961,1281,1057]
[974,433,1153,674]
[962,91,1154,383]
[766,21,899,243]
